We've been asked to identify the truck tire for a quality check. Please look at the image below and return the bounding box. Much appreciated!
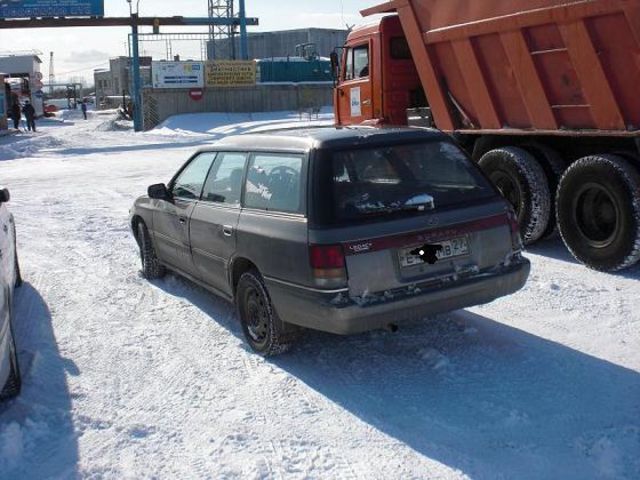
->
[236,270,300,356]
[523,144,566,239]
[479,147,551,245]
[137,221,166,280]
[556,155,640,271]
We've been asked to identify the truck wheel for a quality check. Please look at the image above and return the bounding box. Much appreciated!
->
[479,147,551,245]
[236,270,300,356]
[557,155,640,271]
[523,144,566,239]
[137,221,166,280]
[0,324,21,400]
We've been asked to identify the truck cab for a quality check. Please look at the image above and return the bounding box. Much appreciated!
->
[334,16,425,127]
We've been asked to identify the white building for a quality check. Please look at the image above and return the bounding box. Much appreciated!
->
[0,53,45,117]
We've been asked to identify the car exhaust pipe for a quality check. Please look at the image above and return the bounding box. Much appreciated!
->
[386,323,399,333]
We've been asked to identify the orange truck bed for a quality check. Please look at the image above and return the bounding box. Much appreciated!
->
[363,0,640,135]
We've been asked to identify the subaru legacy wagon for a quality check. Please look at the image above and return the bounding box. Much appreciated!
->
[130,128,530,356]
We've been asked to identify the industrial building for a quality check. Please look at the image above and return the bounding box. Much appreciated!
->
[208,28,348,60]
[94,56,152,109]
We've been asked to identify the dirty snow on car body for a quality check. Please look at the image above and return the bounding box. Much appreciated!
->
[0,110,638,479]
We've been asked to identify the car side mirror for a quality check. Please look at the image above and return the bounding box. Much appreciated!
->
[148,183,171,201]
[0,188,10,204]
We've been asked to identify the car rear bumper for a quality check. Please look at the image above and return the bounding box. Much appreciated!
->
[266,258,530,335]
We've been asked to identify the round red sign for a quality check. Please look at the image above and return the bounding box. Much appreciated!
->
[189,88,204,101]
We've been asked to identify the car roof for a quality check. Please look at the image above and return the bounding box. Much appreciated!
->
[199,127,450,153]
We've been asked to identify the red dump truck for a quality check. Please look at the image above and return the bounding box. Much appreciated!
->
[332,0,640,272]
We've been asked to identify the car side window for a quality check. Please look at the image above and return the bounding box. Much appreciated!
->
[172,153,217,200]
[201,152,248,207]
[244,153,304,214]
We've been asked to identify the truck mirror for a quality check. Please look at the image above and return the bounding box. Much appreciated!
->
[330,51,340,81]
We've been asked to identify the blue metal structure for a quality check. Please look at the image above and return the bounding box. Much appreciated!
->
[0,0,104,19]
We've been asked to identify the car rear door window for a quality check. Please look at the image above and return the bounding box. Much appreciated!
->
[316,141,495,224]
[201,152,248,207]
[172,152,217,200]
[244,153,304,214]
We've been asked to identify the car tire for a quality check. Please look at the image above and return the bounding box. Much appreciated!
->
[556,155,640,272]
[236,270,300,356]
[479,147,551,245]
[0,325,21,400]
[14,241,23,288]
[523,144,566,239]
[137,221,166,280]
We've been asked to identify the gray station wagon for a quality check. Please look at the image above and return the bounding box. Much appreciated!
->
[130,128,530,356]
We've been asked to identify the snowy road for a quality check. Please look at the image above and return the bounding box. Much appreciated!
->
[0,111,638,479]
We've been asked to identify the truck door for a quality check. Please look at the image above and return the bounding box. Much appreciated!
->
[336,42,374,125]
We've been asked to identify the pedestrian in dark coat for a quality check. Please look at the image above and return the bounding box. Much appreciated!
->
[10,102,21,130]
[22,100,36,132]
[81,100,88,120]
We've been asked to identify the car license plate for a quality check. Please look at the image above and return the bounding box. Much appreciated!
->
[399,237,470,268]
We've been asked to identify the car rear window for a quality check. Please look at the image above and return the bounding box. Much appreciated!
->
[314,141,495,225]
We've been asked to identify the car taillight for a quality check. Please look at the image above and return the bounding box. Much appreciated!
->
[506,208,523,251]
[309,245,347,285]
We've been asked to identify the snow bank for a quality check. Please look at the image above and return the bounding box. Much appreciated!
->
[152,108,334,137]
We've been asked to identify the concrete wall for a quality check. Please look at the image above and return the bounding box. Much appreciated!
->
[209,28,349,60]
[142,83,333,130]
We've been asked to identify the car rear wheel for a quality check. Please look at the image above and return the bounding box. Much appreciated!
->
[236,270,300,356]
[556,155,640,271]
[0,324,21,400]
[137,221,166,280]
[478,147,551,245]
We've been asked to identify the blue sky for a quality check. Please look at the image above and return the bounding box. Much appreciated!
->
[0,0,378,84]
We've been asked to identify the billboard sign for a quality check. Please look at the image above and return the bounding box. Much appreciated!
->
[206,61,256,87]
[152,62,204,89]
[0,0,105,19]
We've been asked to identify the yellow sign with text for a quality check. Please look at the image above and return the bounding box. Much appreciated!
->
[205,61,256,87]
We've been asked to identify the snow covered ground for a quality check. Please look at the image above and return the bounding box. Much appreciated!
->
[0,110,638,479]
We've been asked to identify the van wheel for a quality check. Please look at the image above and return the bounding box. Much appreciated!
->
[0,326,21,400]
[557,155,640,271]
[523,144,566,239]
[479,147,551,245]
[237,270,300,356]
[137,221,166,280]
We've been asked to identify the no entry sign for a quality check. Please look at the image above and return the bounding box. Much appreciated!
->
[189,88,204,101]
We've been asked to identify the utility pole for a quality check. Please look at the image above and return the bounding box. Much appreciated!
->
[49,51,55,95]
[128,0,143,132]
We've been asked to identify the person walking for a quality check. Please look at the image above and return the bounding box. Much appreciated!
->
[22,100,36,132]
[10,101,21,130]
[81,100,88,120]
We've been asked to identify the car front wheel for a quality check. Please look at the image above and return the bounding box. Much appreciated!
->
[137,221,166,280]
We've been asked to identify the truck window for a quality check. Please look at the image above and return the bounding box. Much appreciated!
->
[390,37,412,60]
[344,45,369,81]
[353,45,369,79]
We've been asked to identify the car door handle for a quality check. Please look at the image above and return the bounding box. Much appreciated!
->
[178,217,187,224]
[222,225,234,237]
